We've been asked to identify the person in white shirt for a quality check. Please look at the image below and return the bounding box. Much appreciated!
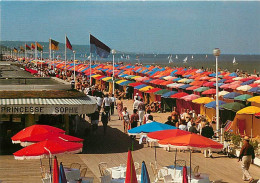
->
[186,117,192,131]
[122,107,130,133]
[110,94,116,115]
[146,115,154,124]
[134,93,140,101]
[133,98,140,110]
[96,96,103,112]
[178,120,187,131]
[103,94,111,120]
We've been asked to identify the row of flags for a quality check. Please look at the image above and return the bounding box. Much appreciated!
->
[12,34,111,58]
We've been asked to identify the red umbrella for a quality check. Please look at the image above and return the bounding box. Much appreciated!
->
[125,150,138,183]
[12,125,65,144]
[53,156,59,183]
[180,94,200,101]
[19,132,84,147]
[170,92,188,99]
[186,86,200,91]
[202,89,216,95]
[255,112,260,118]
[13,139,83,160]
[203,82,215,87]
[147,129,190,141]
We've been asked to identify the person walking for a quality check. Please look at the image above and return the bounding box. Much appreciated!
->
[88,108,99,134]
[201,122,214,158]
[130,109,139,129]
[238,136,255,182]
[117,97,123,120]
[102,94,111,121]
[101,109,109,135]
[137,98,145,125]
[122,107,130,133]
[110,94,116,115]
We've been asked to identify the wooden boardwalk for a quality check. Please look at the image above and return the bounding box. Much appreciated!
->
[0,99,259,183]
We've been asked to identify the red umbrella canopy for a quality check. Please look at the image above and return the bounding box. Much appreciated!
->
[19,132,84,147]
[158,133,223,151]
[255,112,260,118]
[203,82,215,87]
[186,86,200,91]
[13,140,83,160]
[170,92,189,99]
[12,125,65,144]
[202,89,216,95]
[125,150,138,183]
[147,129,190,141]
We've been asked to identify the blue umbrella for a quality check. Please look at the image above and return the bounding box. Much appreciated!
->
[141,161,150,183]
[179,84,191,89]
[162,91,178,98]
[128,122,176,135]
[59,162,67,183]
[173,78,182,82]
[229,72,238,77]
[205,100,226,109]
[248,87,260,93]
[134,84,147,89]
[223,92,241,99]
[241,79,255,85]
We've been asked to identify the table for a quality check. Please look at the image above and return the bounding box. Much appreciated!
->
[107,166,127,179]
[64,168,80,181]
[159,165,191,179]
[174,173,210,183]
[111,178,141,183]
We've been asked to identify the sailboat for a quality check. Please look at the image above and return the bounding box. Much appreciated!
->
[233,57,238,65]
[168,55,173,63]
[126,55,130,60]
[191,55,194,60]
[205,54,208,59]
[175,55,178,59]
[183,56,188,63]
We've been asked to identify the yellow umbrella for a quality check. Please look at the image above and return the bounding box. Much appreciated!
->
[192,97,214,104]
[91,74,101,78]
[132,76,141,80]
[102,77,112,81]
[237,106,260,138]
[139,86,153,92]
[116,80,127,84]
[247,96,260,104]
[178,78,188,83]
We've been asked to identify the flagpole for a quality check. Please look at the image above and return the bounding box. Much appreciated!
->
[49,38,51,60]
[35,41,38,66]
[53,51,55,71]
[25,43,27,59]
[89,33,92,86]
[112,49,116,95]
[41,51,43,77]
[73,50,76,80]
[65,34,67,75]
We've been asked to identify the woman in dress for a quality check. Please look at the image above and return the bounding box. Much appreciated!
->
[117,97,123,120]
[122,107,130,133]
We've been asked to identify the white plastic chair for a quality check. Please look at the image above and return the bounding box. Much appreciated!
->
[163,175,173,183]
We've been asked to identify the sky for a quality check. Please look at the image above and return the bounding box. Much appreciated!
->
[1,1,260,54]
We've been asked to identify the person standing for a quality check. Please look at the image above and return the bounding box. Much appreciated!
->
[171,107,179,123]
[96,95,103,112]
[143,109,152,125]
[238,136,255,182]
[110,94,116,115]
[164,116,175,126]
[117,97,124,120]
[189,123,198,134]
[133,98,140,110]
[130,109,139,129]
[101,109,109,135]
[201,122,214,158]
[88,109,99,134]
[102,94,111,120]
[122,107,130,133]
[137,98,145,125]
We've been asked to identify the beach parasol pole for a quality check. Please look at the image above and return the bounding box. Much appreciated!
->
[49,38,51,61]
[73,50,76,81]
[89,33,92,86]
[213,48,221,141]
[65,34,67,75]
[112,49,116,95]
[190,149,192,183]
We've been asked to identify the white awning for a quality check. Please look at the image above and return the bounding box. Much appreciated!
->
[0,96,97,115]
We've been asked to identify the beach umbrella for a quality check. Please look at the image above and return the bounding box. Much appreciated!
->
[59,162,67,183]
[145,88,161,93]
[241,79,255,85]
[11,125,65,144]
[19,132,84,147]
[170,92,189,99]
[237,106,260,138]
[220,102,245,112]
[249,83,259,88]
[192,97,214,104]
[223,92,241,99]
[140,161,150,183]
[186,86,200,91]
[247,96,260,103]
[236,85,252,91]
[233,77,243,81]
[125,150,138,183]
[128,122,177,135]
[167,83,178,88]
[248,87,260,93]
[203,82,215,87]
[255,112,260,118]
[254,80,260,84]
[13,139,83,160]
[161,91,178,98]
[218,91,229,97]
[229,84,241,90]
[154,89,171,95]
[158,134,223,182]
[178,84,191,89]
[234,94,253,101]
[201,89,216,95]
[194,87,210,93]
[147,129,190,141]
[205,100,226,109]
[53,156,59,183]
[180,94,200,101]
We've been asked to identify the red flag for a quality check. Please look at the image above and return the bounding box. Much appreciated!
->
[31,43,35,50]
[25,44,31,50]
[125,150,138,183]
[66,36,72,50]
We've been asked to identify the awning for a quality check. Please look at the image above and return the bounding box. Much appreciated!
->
[0,96,97,115]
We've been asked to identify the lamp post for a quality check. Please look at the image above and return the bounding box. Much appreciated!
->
[111,49,116,95]
[213,48,221,142]
[73,50,76,81]
[52,51,55,71]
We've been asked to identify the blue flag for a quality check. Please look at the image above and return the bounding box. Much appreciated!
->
[90,34,111,58]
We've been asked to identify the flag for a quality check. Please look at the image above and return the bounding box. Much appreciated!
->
[31,43,35,50]
[13,47,18,53]
[36,42,43,51]
[50,39,59,50]
[25,44,31,50]
[90,34,111,58]
[20,46,25,52]
[66,36,72,50]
